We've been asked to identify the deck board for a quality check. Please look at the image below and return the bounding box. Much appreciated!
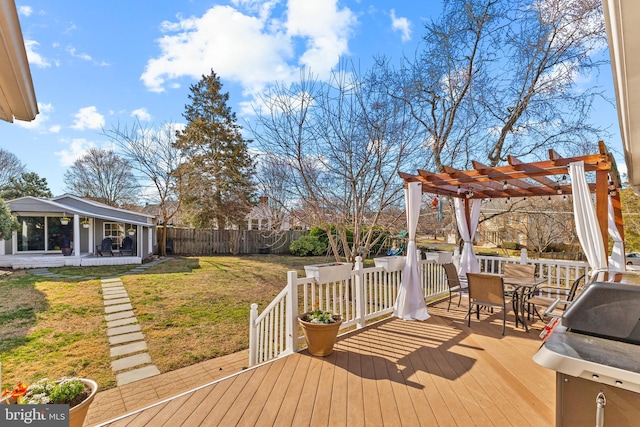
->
[97,299,555,427]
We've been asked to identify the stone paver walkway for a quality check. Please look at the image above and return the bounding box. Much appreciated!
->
[20,257,251,426]
[30,258,171,386]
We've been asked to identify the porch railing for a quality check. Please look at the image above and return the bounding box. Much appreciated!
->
[248,250,591,366]
[249,256,449,366]
[477,249,590,289]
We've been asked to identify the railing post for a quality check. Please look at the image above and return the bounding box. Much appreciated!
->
[249,303,258,366]
[354,256,366,329]
[520,248,528,264]
[453,247,461,270]
[286,270,299,354]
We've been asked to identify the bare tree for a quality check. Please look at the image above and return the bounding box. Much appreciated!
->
[250,64,424,262]
[393,0,607,173]
[103,121,184,256]
[64,148,139,206]
[0,148,25,189]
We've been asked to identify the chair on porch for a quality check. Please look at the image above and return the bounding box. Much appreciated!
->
[120,236,134,256]
[96,238,114,256]
[466,272,511,335]
[502,263,536,278]
[443,263,468,311]
[526,274,586,322]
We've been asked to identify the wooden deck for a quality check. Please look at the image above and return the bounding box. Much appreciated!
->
[96,300,555,426]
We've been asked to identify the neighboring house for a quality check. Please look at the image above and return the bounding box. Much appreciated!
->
[1,195,156,268]
[246,196,290,231]
[0,1,38,123]
[141,200,187,227]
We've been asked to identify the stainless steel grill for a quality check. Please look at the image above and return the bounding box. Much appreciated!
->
[533,271,640,426]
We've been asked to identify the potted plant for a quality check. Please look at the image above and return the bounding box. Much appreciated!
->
[60,216,71,225]
[1,377,98,427]
[298,304,342,356]
[80,219,90,229]
[126,227,136,236]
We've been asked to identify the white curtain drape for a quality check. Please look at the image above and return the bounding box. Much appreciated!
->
[608,195,625,272]
[454,198,481,277]
[394,181,430,321]
[569,161,608,273]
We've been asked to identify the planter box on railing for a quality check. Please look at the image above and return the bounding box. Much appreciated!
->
[424,251,453,264]
[304,262,353,284]
[374,256,406,272]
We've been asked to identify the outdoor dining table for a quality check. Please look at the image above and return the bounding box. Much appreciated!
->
[503,276,547,332]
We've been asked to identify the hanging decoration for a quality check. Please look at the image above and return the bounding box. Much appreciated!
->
[432,197,444,222]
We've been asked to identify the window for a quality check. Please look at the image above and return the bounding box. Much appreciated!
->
[17,216,45,251]
[16,216,74,252]
[47,217,73,251]
[104,223,124,249]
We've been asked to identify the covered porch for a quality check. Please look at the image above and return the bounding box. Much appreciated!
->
[3,195,157,268]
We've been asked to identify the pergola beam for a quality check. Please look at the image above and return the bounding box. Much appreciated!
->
[400,141,624,267]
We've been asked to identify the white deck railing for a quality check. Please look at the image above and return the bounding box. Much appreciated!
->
[248,250,590,366]
[477,250,590,288]
[249,257,449,366]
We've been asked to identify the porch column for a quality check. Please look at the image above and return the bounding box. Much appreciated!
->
[137,225,142,257]
[73,214,80,257]
[88,222,94,254]
[147,227,153,257]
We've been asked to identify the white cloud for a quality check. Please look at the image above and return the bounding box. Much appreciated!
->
[390,9,411,42]
[71,106,105,130]
[141,1,356,95]
[131,108,152,122]
[18,6,33,17]
[67,46,92,61]
[49,125,61,133]
[24,40,51,68]
[286,0,356,71]
[54,138,96,166]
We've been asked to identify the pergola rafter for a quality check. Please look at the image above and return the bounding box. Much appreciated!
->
[399,141,624,257]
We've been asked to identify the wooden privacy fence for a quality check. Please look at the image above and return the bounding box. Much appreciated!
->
[162,228,307,255]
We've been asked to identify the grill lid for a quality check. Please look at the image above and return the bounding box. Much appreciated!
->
[562,272,640,344]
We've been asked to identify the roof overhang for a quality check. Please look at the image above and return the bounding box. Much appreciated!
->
[0,1,38,122]
[602,0,640,193]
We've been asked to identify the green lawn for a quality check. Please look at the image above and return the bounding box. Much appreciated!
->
[0,255,332,391]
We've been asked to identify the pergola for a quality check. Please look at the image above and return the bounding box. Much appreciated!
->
[398,141,624,261]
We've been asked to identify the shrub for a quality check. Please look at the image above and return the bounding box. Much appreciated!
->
[500,241,521,250]
[289,235,327,256]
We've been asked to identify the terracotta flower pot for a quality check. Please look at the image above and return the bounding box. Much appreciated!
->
[69,379,98,427]
[0,378,97,427]
[298,317,342,356]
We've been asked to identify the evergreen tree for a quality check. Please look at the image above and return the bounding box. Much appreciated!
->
[0,199,19,240]
[0,172,53,200]
[175,70,255,229]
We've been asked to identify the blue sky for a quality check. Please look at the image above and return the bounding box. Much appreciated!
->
[1,0,623,197]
